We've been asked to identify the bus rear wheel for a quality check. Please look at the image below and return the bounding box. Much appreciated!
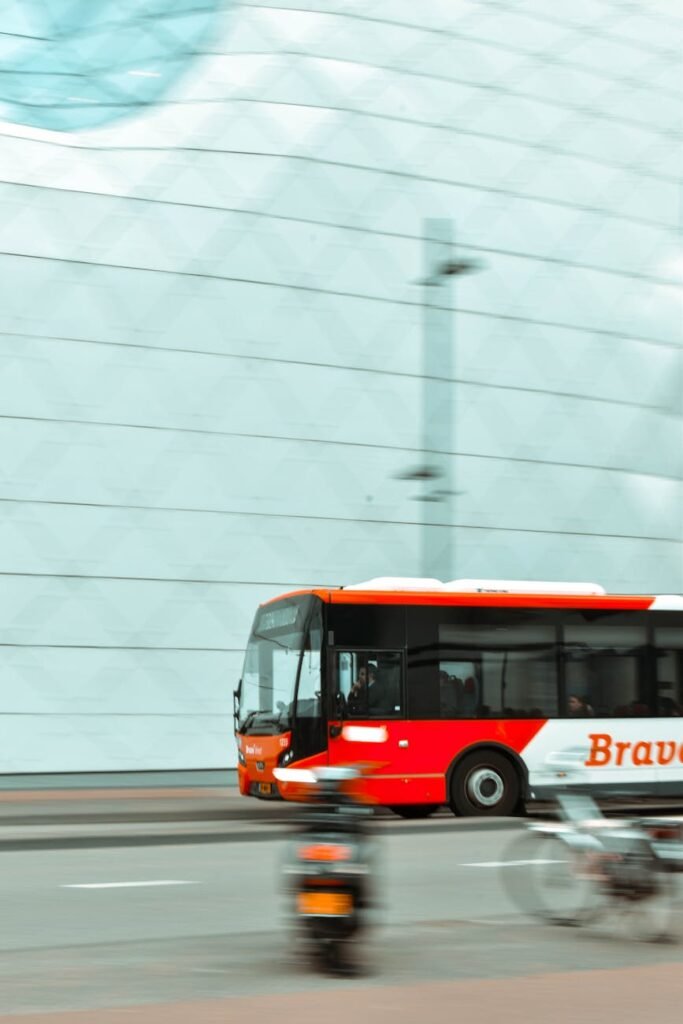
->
[449,751,520,817]
[388,804,440,819]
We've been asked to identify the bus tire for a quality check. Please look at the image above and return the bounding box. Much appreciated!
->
[388,804,440,819]
[449,750,520,817]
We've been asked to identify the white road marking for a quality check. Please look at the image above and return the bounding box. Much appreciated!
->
[460,859,567,868]
[62,880,199,889]
[460,920,519,927]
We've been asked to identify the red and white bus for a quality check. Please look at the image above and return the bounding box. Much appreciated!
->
[234,578,683,817]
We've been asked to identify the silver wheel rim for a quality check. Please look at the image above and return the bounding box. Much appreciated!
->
[466,766,504,807]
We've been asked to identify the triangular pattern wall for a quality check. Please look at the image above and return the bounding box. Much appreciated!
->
[0,0,681,770]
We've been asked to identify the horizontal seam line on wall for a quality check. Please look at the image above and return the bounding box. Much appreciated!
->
[242,1,682,66]
[1,249,678,351]
[0,572,310,585]
[0,518,679,545]
[0,144,675,234]
[0,712,233,717]
[0,330,675,413]
[0,179,679,289]
[0,644,241,652]
[0,413,679,484]
[203,43,683,143]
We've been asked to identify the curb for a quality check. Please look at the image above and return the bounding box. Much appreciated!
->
[0,814,525,852]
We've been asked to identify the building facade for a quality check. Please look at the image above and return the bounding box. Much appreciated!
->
[0,0,681,772]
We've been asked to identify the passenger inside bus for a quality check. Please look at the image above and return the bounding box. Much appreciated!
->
[346,657,402,717]
[349,666,368,699]
[439,670,460,716]
[347,664,372,713]
[439,663,479,717]
[567,694,594,717]
[659,696,682,716]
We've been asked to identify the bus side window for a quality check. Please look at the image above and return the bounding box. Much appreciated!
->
[438,614,559,719]
[655,626,683,717]
[564,622,649,717]
[371,655,402,717]
[336,651,403,718]
[439,662,479,718]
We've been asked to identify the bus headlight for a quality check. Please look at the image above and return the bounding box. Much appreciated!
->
[278,749,295,767]
[237,750,246,766]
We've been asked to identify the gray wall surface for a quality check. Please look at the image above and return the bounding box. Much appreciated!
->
[0,0,681,772]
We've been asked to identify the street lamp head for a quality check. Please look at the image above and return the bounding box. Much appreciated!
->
[436,257,483,278]
[394,465,442,482]
[417,256,484,286]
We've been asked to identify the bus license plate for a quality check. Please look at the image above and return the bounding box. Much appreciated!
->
[297,892,352,916]
[258,783,272,795]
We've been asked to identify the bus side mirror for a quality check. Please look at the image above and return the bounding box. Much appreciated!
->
[233,680,242,732]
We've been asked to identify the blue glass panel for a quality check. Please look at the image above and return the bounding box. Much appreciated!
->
[0,0,225,131]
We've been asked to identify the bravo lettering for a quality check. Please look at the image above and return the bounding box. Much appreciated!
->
[656,741,677,766]
[586,733,683,768]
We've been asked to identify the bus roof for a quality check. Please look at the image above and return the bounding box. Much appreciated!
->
[263,579,683,612]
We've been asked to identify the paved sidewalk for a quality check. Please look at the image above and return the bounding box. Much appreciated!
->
[0,783,300,848]
[0,782,520,850]
[0,784,283,823]
[2,962,682,1024]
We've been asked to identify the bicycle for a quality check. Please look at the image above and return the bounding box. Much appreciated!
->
[503,791,683,943]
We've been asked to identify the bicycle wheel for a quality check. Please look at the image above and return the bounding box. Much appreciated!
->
[519,832,602,926]
[624,868,678,943]
[500,829,552,918]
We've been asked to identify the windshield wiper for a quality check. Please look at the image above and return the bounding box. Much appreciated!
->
[241,710,258,731]
[252,631,291,651]
[258,712,292,728]
[241,709,291,732]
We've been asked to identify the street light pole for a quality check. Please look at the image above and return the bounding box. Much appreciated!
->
[418,219,481,580]
[421,219,454,579]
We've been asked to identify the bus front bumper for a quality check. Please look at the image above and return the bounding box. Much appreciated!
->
[237,763,282,799]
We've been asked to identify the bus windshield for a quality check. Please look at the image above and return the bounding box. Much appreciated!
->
[237,594,316,735]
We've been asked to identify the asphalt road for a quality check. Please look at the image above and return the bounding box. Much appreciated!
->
[1,822,682,1022]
